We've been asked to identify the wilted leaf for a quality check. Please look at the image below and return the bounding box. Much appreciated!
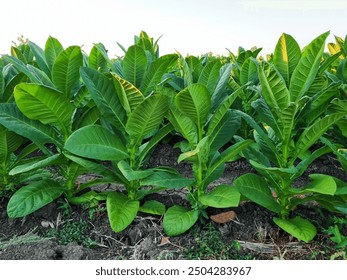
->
[210,211,237,224]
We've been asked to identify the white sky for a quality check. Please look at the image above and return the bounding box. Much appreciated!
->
[1,0,346,57]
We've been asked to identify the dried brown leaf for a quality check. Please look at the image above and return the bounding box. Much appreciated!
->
[210,211,237,224]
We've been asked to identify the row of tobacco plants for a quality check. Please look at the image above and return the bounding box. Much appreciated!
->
[0,31,346,243]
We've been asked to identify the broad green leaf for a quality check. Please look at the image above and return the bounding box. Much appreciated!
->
[123,45,148,88]
[258,61,290,110]
[185,55,203,82]
[88,44,108,73]
[93,43,117,72]
[112,74,144,115]
[280,103,297,147]
[175,84,211,129]
[44,36,64,71]
[80,67,126,131]
[240,58,257,86]
[14,83,74,135]
[180,54,193,86]
[10,46,28,63]
[234,173,282,213]
[126,94,169,144]
[0,103,60,147]
[199,185,240,208]
[234,110,281,164]
[140,170,194,188]
[117,160,153,181]
[289,31,329,101]
[68,190,107,207]
[273,33,301,85]
[139,54,177,96]
[139,200,166,215]
[26,65,55,87]
[198,60,221,94]
[7,179,65,218]
[29,41,51,78]
[163,205,199,236]
[10,154,61,175]
[250,160,297,177]
[204,140,253,184]
[63,153,120,180]
[137,123,174,166]
[168,106,198,146]
[73,106,100,129]
[3,72,26,102]
[295,113,345,156]
[318,52,341,74]
[178,136,210,164]
[303,174,336,195]
[211,63,232,110]
[209,110,241,151]
[107,192,139,232]
[251,99,283,140]
[52,46,83,98]
[0,127,23,162]
[3,55,40,83]
[273,216,317,242]
[65,125,128,161]
[207,85,243,136]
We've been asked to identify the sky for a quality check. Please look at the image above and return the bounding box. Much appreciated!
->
[1,0,346,58]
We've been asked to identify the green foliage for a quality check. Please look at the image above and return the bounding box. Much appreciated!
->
[0,31,346,244]
[233,32,347,242]
[163,74,252,235]
[44,219,95,247]
[64,40,180,232]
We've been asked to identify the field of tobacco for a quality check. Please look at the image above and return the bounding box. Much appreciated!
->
[0,31,346,260]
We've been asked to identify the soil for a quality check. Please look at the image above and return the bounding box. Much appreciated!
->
[0,144,347,260]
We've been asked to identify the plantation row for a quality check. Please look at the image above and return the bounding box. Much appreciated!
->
[0,31,346,243]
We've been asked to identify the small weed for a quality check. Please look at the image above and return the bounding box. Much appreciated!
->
[184,223,253,260]
[57,200,73,218]
[324,215,347,249]
[44,219,95,248]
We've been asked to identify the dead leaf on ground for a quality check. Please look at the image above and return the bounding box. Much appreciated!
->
[210,211,237,224]
[159,237,170,246]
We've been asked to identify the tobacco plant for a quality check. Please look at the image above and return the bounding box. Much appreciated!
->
[64,45,189,233]
[233,32,347,242]
[0,37,108,217]
[161,78,253,236]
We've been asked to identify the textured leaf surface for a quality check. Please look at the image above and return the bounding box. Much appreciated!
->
[139,200,165,215]
[126,95,169,144]
[123,45,148,88]
[44,36,64,71]
[199,185,240,208]
[140,170,194,188]
[234,173,282,213]
[273,33,301,85]
[107,192,139,232]
[258,62,290,110]
[80,67,126,130]
[52,46,83,97]
[163,206,199,236]
[273,216,317,242]
[65,125,128,161]
[0,103,59,146]
[7,179,65,218]
[289,32,329,101]
[14,83,74,135]
[175,84,211,129]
